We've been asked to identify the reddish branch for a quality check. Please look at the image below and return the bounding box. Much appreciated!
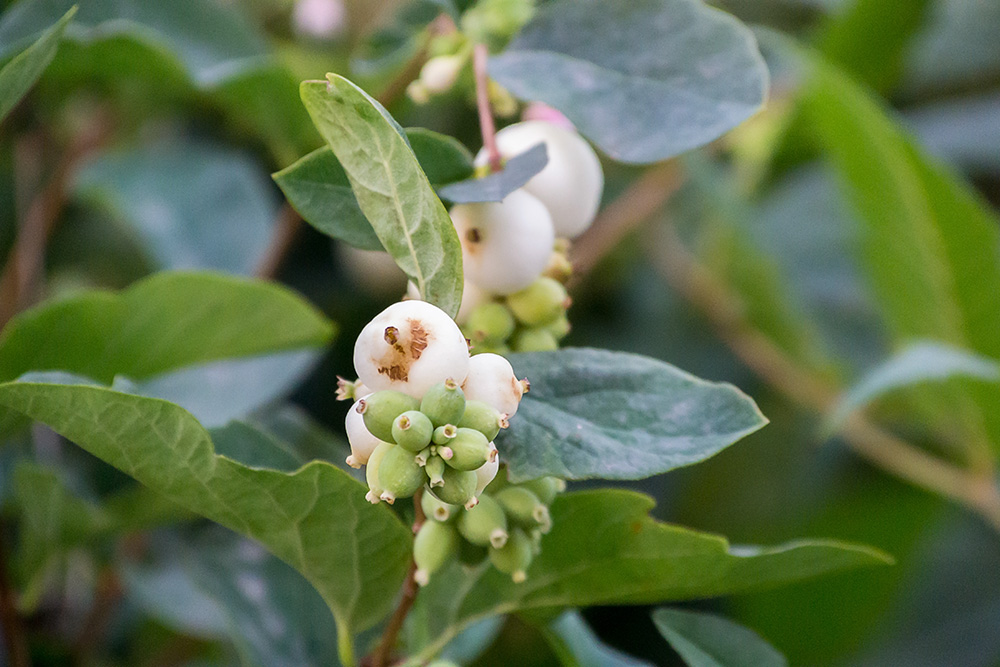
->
[370,490,426,667]
[0,524,29,667]
[473,44,502,174]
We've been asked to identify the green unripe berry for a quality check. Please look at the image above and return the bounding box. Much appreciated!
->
[528,527,544,555]
[489,527,533,582]
[545,313,571,340]
[413,520,458,586]
[458,494,508,548]
[360,390,420,443]
[425,455,447,488]
[458,400,507,440]
[391,410,434,452]
[431,467,478,508]
[466,302,516,343]
[421,491,459,522]
[515,477,564,506]
[420,379,467,427]
[510,327,559,352]
[506,277,568,326]
[433,424,458,445]
[364,441,395,504]
[378,445,426,503]
[444,427,493,471]
[484,465,509,495]
[426,661,460,667]
[495,486,550,528]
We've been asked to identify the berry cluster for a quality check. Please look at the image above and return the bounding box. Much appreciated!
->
[342,300,526,508]
[449,120,604,353]
[415,468,565,585]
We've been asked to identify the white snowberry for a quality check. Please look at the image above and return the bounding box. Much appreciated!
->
[477,120,603,239]
[420,54,464,94]
[450,189,555,295]
[475,444,500,496]
[461,352,525,417]
[354,300,470,398]
[345,395,383,468]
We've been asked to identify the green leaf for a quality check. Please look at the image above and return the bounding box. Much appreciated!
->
[125,527,344,666]
[72,141,280,275]
[800,53,1000,456]
[300,75,464,316]
[819,0,932,93]
[825,342,1000,435]
[0,6,74,122]
[0,272,333,384]
[0,0,265,86]
[498,349,767,482]
[652,608,787,667]
[0,383,412,662]
[408,489,890,662]
[543,611,653,667]
[273,128,473,253]
[488,0,768,164]
[438,143,548,203]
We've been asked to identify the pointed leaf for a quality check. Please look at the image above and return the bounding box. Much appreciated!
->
[544,611,653,667]
[0,383,412,651]
[497,349,767,481]
[0,7,74,121]
[300,74,463,316]
[652,608,787,667]
[489,0,768,164]
[408,490,890,662]
[438,143,548,203]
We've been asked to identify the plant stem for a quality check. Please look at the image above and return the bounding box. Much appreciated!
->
[473,44,502,173]
[370,489,426,667]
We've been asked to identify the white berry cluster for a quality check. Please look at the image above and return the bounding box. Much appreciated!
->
[341,300,527,510]
[451,120,604,354]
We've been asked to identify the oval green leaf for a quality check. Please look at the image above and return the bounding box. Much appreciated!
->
[498,349,767,482]
[652,608,787,667]
[0,6,74,122]
[488,0,768,164]
[300,74,463,317]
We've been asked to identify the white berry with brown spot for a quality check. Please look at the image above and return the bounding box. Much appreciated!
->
[450,189,555,295]
[353,300,470,399]
[344,395,384,468]
[461,352,526,417]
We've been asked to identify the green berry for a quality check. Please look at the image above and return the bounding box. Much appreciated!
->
[360,390,420,443]
[433,424,458,445]
[466,302,516,343]
[420,379,467,427]
[391,410,434,452]
[444,427,492,471]
[425,455,447,488]
[484,465,509,495]
[421,492,459,523]
[545,313,571,340]
[458,400,507,440]
[378,444,427,503]
[458,494,508,548]
[489,527,533,582]
[515,477,564,505]
[364,441,395,504]
[506,277,568,326]
[495,486,550,528]
[510,327,559,352]
[431,467,478,508]
[413,520,458,586]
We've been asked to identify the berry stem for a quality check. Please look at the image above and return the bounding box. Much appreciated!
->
[370,489,427,667]
[473,43,503,174]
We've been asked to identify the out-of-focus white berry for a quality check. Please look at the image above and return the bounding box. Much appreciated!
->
[354,300,470,398]
[345,395,383,468]
[450,190,555,295]
[461,353,525,417]
[522,102,574,130]
[407,279,488,323]
[420,54,464,94]
[476,121,603,238]
[292,0,346,39]
[407,80,430,105]
[337,244,406,297]
[475,444,499,495]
